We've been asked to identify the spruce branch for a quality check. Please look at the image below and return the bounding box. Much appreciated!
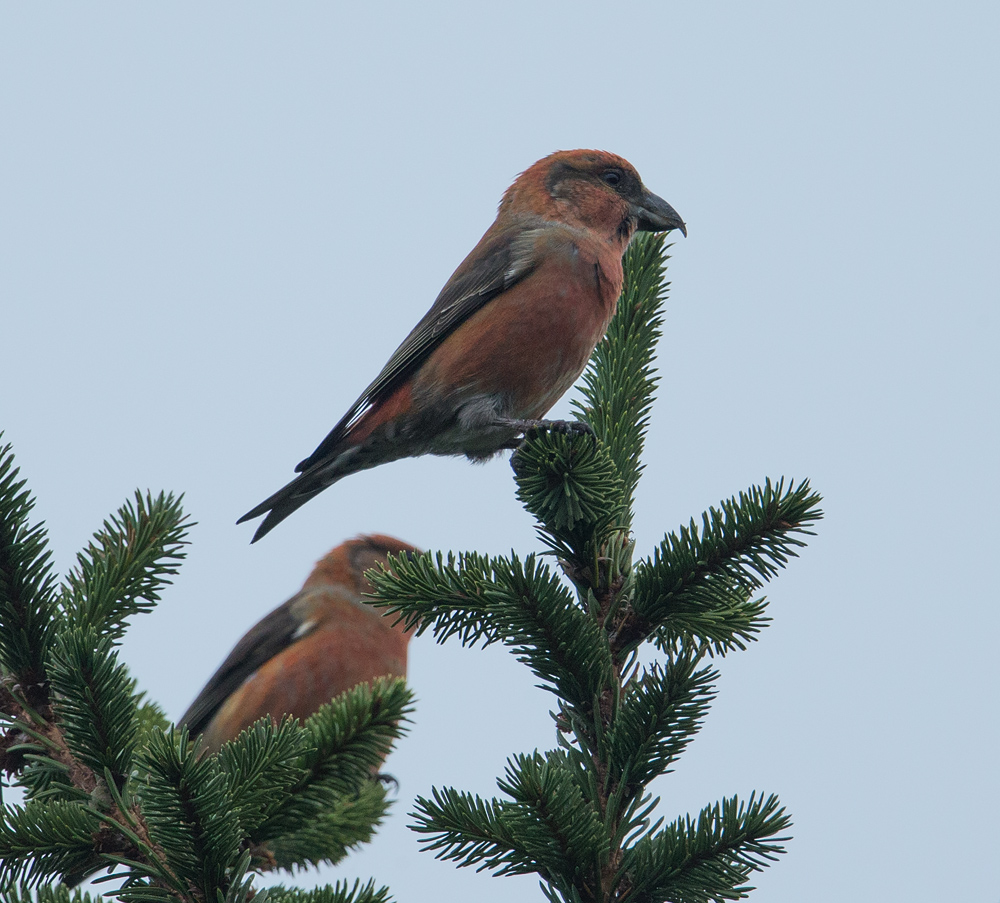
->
[61,491,191,642]
[0,884,101,903]
[604,656,717,795]
[133,728,244,898]
[1,439,408,900]
[219,850,257,903]
[413,751,611,903]
[47,628,140,791]
[650,590,768,662]
[0,800,104,888]
[0,436,59,698]
[215,718,307,839]
[572,234,673,525]
[376,552,613,713]
[619,793,791,903]
[368,551,499,646]
[292,676,411,800]
[511,430,627,560]
[265,781,391,872]
[3,692,119,809]
[108,880,182,903]
[109,849,256,903]
[264,879,392,903]
[489,554,614,712]
[382,233,817,901]
[410,787,535,878]
[496,752,608,891]
[616,478,822,655]
[5,748,80,804]
[255,677,412,843]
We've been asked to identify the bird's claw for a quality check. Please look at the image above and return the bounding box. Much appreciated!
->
[524,419,596,439]
[509,419,598,472]
[556,420,595,437]
[375,771,399,791]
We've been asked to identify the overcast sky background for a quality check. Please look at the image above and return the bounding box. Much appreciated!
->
[2,4,998,901]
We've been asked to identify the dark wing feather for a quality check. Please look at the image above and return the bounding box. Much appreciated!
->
[294,219,548,472]
[179,592,315,735]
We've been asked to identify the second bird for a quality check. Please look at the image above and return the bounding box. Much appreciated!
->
[240,149,685,542]
[180,535,419,754]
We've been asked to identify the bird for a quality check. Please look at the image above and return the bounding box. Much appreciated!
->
[239,149,685,542]
[179,534,419,754]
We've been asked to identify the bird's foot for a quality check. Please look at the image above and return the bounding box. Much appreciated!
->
[374,771,399,791]
[496,418,596,450]
[517,418,595,438]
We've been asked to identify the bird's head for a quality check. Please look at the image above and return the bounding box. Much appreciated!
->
[305,534,421,609]
[500,149,686,243]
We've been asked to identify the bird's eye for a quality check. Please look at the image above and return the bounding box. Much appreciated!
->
[601,170,622,188]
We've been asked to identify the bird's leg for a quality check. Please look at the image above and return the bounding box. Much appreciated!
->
[495,417,596,449]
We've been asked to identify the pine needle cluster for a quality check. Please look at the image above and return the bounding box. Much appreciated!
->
[0,441,413,903]
[369,233,823,903]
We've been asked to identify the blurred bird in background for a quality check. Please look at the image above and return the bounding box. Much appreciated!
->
[240,149,685,541]
[180,534,419,754]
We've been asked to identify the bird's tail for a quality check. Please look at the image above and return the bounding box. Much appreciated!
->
[240,390,415,541]
[238,443,380,542]
[237,469,333,542]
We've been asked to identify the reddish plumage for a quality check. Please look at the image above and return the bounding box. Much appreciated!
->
[240,150,685,541]
[179,535,418,754]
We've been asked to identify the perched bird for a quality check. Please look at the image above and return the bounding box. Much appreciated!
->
[240,150,685,542]
[179,534,419,754]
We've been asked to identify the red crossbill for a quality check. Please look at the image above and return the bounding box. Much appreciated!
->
[240,149,685,541]
[179,534,419,754]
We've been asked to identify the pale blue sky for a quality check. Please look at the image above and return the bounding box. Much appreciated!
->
[3,4,998,901]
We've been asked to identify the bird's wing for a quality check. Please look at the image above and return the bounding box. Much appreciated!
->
[178,590,322,736]
[294,218,553,472]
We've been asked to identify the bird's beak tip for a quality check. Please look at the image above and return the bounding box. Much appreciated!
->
[634,190,686,236]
